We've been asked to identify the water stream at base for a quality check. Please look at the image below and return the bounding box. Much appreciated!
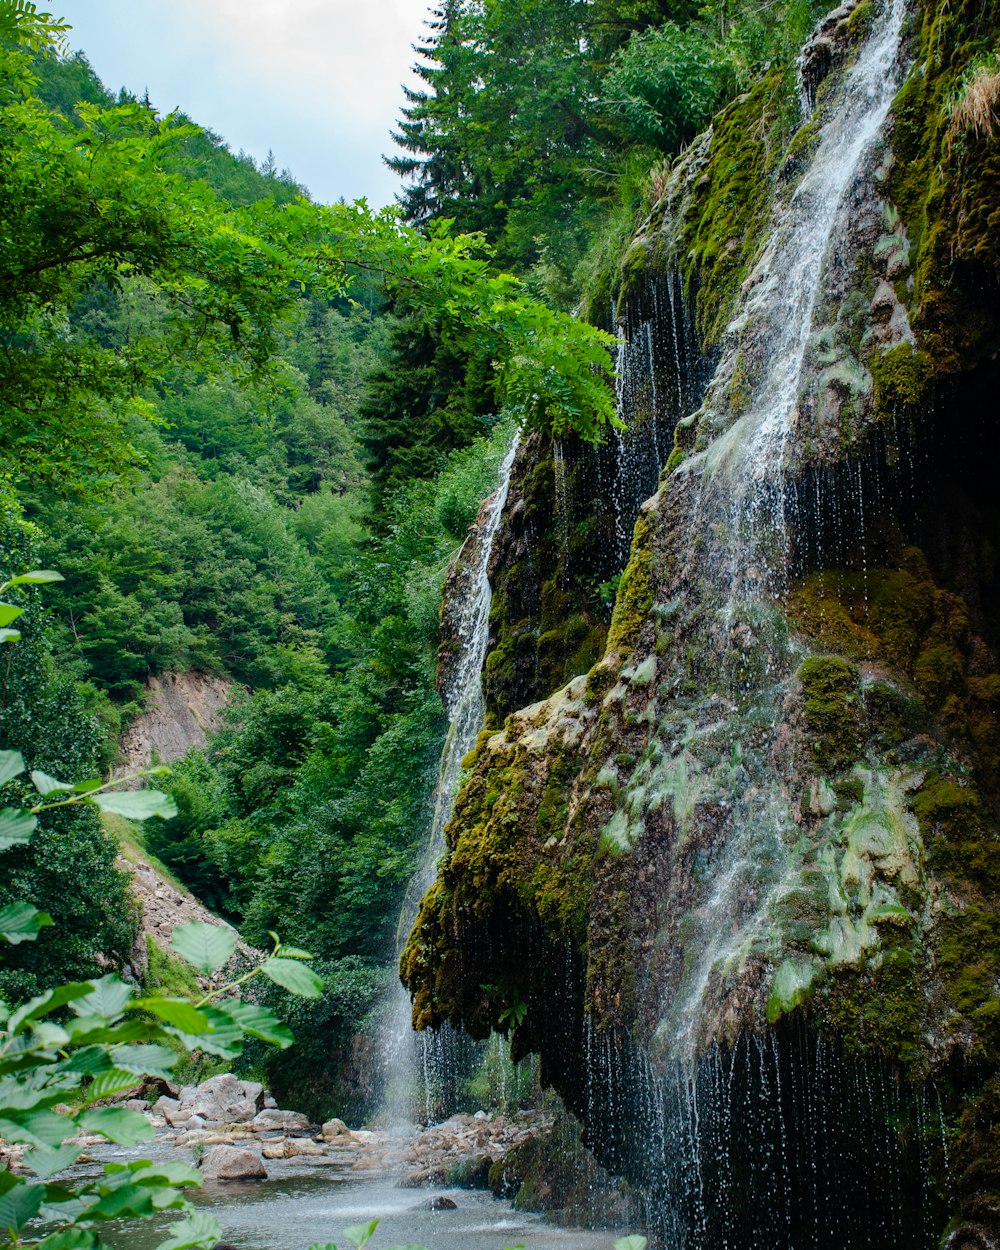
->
[95,1171,621,1250]
[379,434,520,1128]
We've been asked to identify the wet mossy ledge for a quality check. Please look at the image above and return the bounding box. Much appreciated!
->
[407,0,1000,1239]
[475,430,615,728]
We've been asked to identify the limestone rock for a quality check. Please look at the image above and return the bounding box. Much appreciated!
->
[251,1108,312,1134]
[179,1074,264,1126]
[261,1137,325,1160]
[321,1117,349,1139]
[199,1145,267,1181]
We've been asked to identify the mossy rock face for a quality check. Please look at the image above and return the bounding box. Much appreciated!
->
[488,1110,635,1226]
[797,655,864,769]
[480,431,615,726]
[408,2,1000,1235]
[889,0,1000,376]
[871,342,935,419]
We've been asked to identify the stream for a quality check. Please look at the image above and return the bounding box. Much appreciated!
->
[94,1167,624,1250]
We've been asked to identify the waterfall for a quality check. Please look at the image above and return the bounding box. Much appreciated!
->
[611,273,705,568]
[578,5,926,1239]
[688,0,908,611]
[380,434,519,1127]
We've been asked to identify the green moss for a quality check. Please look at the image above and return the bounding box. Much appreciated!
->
[584,661,619,708]
[817,945,925,1063]
[665,446,685,475]
[797,655,863,769]
[144,935,201,998]
[889,0,1000,374]
[606,513,654,656]
[680,68,801,345]
[871,343,935,419]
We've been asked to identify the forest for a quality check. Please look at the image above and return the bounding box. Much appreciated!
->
[2,0,999,1246]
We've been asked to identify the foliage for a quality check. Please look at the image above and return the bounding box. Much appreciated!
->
[0,522,138,1000]
[0,559,320,1249]
[0,906,319,1250]
[142,423,515,1113]
[600,20,730,150]
[0,10,614,506]
[945,50,1000,151]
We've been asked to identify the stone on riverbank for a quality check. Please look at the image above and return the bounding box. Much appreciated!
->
[199,1145,268,1181]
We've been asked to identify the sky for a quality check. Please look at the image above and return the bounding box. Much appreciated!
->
[56,0,436,208]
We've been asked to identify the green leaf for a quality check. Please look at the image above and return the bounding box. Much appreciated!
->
[5,570,64,587]
[30,770,70,796]
[276,946,314,960]
[109,1043,177,1078]
[343,1222,380,1249]
[129,1160,202,1188]
[34,1230,100,1249]
[260,957,324,999]
[219,1001,294,1048]
[132,998,210,1034]
[78,1107,155,1146]
[165,1005,243,1060]
[70,975,133,1020]
[0,750,25,786]
[78,1067,142,1099]
[22,1142,82,1178]
[169,921,236,974]
[0,1176,44,1235]
[90,789,178,820]
[5,979,90,1034]
[614,1238,648,1250]
[69,777,104,794]
[0,604,22,627]
[154,1211,225,1250]
[0,628,22,643]
[0,901,53,945]
[0,1107,70,1147]
[0,807,37,851]
[85,1182,156,1220]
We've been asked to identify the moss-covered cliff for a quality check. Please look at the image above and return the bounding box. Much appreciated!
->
[406,0,1000,1243]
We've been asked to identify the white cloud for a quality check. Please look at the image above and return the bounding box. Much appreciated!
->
[57,0,434,205]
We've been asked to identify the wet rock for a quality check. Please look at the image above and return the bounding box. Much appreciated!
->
[261,1137,326,1160]
[198,1145,267,1181]
[448,1153,493,1189]
[424,1196,458,1211]
[321,1117,350,1139]
[251,1109,312,1134]
[180,1074,265,1125]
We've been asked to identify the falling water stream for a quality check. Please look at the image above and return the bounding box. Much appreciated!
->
[380,434,520,1127]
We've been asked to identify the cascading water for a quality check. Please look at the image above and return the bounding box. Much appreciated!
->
[633,0,911,1057]
[611,273,704,567]
[586,0,928,1239]
[690,0,908,610]
[380,434,519,1127]
[401,5,960,1243]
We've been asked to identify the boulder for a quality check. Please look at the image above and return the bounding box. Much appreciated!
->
[199,1145,267,1181]
[321,1117,349,1139]
[182,1074,264,1125]
[261,1138,326,1159]
[424,1196,458,1211]
[251,1109,311,1134]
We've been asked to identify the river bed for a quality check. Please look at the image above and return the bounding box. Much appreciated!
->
[85,1153,626,1250]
